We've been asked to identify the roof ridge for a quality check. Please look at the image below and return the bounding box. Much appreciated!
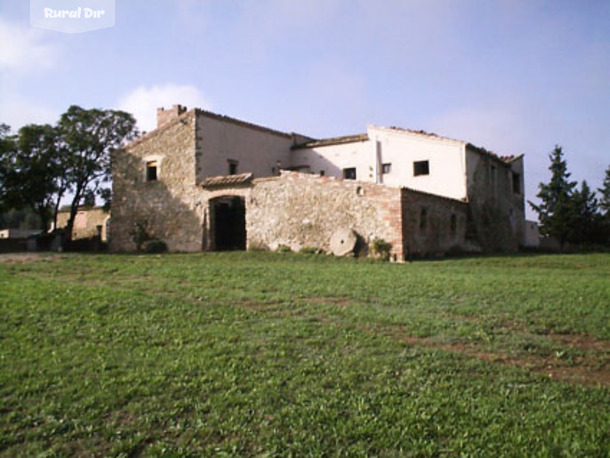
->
[292,133,369,149]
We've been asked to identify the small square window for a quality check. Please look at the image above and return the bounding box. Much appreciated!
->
[343,167,357,180]
[320,170,325,176]
[413,160,429,176]
[228,160,238,175]
[146,161,158,181]
[382,163,392,174]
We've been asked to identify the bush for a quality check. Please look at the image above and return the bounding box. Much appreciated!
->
[276,244,292,253]
[370,238,392,261]
[142,239,168,254]
[130,220,150,251]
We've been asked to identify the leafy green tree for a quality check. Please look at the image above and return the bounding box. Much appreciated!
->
[57,105,138,240]
[529,146,577,249]
[0,124,65,232]
[0,207,41,230]
[0,124,17,212]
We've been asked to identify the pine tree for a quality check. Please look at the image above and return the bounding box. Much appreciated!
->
[571,180,600,244]
[529,146,577,249]
[599,165,610,217]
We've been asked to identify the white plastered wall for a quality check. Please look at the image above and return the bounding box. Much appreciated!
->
[289,126,468,201]
[196,114,294,181]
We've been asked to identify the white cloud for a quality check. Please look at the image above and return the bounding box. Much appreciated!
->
[117,84,212,132]
[0,17,58,71]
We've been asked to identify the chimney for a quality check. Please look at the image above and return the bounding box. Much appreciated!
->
[157,104,187,128]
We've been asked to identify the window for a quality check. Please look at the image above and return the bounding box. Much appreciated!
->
[420,207,427,231]
[382,163,392,174]
[228,159,238,175]
[450,214,457,234]
[413,160,429,176]
[343,167,357,180]
[512,172,521,194]
[319,170,325,176]
[146,161,158,181]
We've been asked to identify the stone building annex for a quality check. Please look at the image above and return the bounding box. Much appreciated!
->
[110,105,526,261]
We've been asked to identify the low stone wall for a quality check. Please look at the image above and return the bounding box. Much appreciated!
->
[248,172,404,259]
[56,207,110,241]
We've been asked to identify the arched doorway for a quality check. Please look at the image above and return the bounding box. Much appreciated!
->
[210,196,246,251]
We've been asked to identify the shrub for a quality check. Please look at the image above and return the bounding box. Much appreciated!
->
[276,244,292,253]
[142,239,168,254]
[370,238,392,261]
[130,220,150,251]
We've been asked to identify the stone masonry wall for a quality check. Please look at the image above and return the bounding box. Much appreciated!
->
[401,189,470,258]
[466,149,524,252]
[110,110,205,252]
[56,207,110,241]
[248,171,404,260]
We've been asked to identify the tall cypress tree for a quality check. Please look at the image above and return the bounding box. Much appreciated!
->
[598,165,610,244]
[529,146,577,249]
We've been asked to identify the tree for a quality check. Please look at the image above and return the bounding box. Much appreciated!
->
[571,180,600,244]
[529,146,577,249]
[599,165,610,217]
[57,105,138,240]
[598,165,610,244]
[0,124,17,212]
[0,124,65,232]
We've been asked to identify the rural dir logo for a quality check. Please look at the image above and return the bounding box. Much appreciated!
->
[31,0,115,33]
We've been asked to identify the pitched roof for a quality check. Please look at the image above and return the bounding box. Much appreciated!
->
[291,133,369,150]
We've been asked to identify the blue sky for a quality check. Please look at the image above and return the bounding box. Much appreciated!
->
[1,0,609,219]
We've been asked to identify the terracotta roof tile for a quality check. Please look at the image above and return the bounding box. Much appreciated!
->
[201,173,253,188]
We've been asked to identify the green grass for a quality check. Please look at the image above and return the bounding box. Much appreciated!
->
[1,252,609,456]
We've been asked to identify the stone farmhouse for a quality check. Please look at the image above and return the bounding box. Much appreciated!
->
[110,105,525,261]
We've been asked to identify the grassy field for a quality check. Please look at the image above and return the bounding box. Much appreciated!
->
[1,252,609,456]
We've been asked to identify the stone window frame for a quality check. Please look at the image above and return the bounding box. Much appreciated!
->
[382,163,392,174]
[143,155,163,182]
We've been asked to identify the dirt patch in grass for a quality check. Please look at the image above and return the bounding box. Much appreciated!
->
[361,324,610,388]
[0,252,70,264]
[302,296,352,307]
[548,333,610,352]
